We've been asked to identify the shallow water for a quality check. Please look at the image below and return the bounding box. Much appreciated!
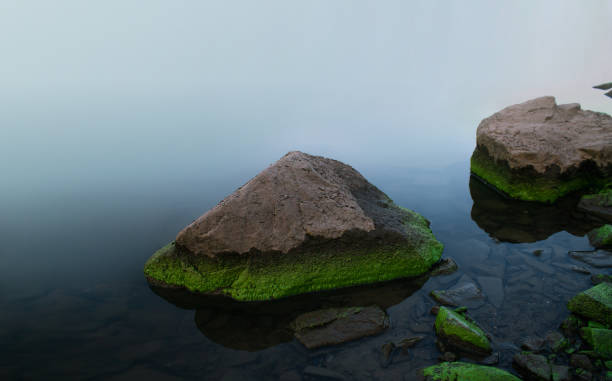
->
[2,2,612,379]
[1,158,608,380]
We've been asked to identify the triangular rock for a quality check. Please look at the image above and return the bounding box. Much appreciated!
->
[145,151,443,301]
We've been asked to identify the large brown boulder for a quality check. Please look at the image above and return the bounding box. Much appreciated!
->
[177,151,384,256]
[145,151,443,301]
[470,96,612,203]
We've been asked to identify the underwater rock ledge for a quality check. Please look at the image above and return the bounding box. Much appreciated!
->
[470,96,612,203]
[144,151,443,301]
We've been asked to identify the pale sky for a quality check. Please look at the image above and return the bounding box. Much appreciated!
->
[1,1,611,195]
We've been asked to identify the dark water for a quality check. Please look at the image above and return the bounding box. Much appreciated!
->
[1,159,607,380]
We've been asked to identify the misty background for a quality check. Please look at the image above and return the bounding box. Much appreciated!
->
[1,1,611,291]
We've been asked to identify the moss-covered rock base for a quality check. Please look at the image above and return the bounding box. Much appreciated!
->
[470,146,610,203]
[567,283,612,326]
[420,362,520,381]
[581,327,612,358]
[144,217,443,302]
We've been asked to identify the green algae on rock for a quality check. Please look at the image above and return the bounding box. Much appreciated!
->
[420,362,520,381]
[434,306,491,355]
[580,327,612,359]
[568,283,612,326]
[588,225,612,249]
[578,188,612,222]
[470,96,612,203]
[144,151,443,301]
[592,274,612,285]
[471,146,603,203]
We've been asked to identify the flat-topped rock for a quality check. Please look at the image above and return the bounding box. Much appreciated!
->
[475,97,612,174]
[291,306,388,349]
[145,151,443,301]
[471,96,612,203]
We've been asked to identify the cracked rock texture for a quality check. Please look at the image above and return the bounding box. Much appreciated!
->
[476,96,612,174]
[177,151,424,256]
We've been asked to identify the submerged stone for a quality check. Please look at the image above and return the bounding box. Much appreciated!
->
[512,352,551,381]
[430,257,458,276]
[567,283,612,326]
[150,273,427,352]
[521,336,545,352]
[476,276,504,308]
[419,362,520,381]
[396,335,424,349]
[430,281,485,309]
[291,305,388,349]
[569,250,612,268]
[144,151,443,301]
[470,96,612,203]
[545,331,569,353]
[560,314,584,338]
[303,366,345,380]
[434,306,492,355]
[481,352,500,366]
[588,225,612,249]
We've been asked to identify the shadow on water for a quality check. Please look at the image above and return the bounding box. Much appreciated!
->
[469,175,601,243]
[148,274,429,351]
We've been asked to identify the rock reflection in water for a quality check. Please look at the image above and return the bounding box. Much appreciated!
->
[148,275,428,351]
[469,176,600,243]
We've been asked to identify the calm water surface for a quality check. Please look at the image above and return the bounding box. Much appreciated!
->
[2,2,611,379]
[1,158,606,380]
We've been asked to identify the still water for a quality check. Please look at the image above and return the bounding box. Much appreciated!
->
[1,3,611,379]
[1,156,606,380]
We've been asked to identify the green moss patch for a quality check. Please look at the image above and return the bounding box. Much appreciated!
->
[589,225,612,249]
[421,362,520,381]
[144,209,443,301]
[580,327,612,359]
[470,146,609,203]
[581,188,612,207]
[434,306,491,354]
[567,283,612,326]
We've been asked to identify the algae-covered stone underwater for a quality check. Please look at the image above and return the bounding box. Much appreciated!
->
[2,1,612,380]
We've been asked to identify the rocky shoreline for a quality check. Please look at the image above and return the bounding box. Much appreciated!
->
[144,96,612,379]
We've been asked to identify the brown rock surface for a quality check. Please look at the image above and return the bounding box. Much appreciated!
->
[177,151,414,256]
[476,96,612,174]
